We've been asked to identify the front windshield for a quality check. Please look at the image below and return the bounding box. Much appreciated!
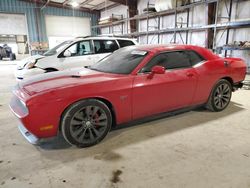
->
[89,47,148,74]
[43,40,73,56]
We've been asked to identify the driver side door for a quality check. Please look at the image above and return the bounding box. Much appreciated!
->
[132,51,198,120]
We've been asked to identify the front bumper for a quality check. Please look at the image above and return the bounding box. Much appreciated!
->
[18,123,39,144]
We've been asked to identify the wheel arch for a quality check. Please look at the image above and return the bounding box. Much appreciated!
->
[220,76,233,86]
[59,97,117,131]
[206,77,233,104]
[93,97,117,128]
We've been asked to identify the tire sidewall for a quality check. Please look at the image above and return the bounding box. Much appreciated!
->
[210,79,232,112]
[61,99,112,147]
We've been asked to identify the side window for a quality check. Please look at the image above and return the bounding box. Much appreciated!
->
[141,53,167,73]
[164,51,191,69]
[94,40,119,54]
[141,51,192,73]
[117,40,135,48]
[66,40,92,57]
[185,50,205,66]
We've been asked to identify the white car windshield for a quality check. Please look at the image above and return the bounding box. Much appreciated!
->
[43,40,73,56]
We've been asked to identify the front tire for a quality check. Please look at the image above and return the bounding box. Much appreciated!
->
[61,99,112,147]
[206,79,232,112]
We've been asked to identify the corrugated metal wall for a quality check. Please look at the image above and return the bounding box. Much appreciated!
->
[0,0,99,43]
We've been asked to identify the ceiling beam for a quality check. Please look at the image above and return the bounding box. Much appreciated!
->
[99,3,120,11]
[92,1,117,10]
[20,0,99,14]
[63,0,70,6]
[80,0,94,6]
[108,0,127,5]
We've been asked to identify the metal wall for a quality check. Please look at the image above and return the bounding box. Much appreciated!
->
[0,0,99,44]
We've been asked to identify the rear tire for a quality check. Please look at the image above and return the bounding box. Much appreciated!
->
[61,99,112,147]
[206,79,232,112]
[10,53,16,60]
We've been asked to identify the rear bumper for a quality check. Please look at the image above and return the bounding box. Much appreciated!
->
[233,82,244,91]
[18,123,39,145]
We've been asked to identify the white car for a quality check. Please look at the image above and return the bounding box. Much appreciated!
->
[15,36,137,80]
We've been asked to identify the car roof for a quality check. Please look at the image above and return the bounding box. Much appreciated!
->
[129,44,218,60]
[132,44,199,52]
[75,36,136,41]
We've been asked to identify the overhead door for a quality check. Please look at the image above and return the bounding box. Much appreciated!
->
[45,15,91,48]
[0,13,28,54]
[0,13,28,35]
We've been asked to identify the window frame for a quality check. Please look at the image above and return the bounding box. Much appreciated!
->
[138,50,206,74]
[58,40,93,58]
[93,39,119,54]
[117,39,135,48]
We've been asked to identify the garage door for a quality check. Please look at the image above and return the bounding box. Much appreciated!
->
[0,13,28,55]
[45,15,91,48]
[0,13,28,35]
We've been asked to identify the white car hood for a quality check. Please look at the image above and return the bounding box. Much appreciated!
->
[17,54,44,69]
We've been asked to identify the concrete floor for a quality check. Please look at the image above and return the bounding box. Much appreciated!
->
[0,62,250,188]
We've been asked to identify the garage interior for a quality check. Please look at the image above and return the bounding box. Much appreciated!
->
[0,0,250,187]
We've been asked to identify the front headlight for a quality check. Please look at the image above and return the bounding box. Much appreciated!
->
[9,96,29,118]
[25,60,37,69]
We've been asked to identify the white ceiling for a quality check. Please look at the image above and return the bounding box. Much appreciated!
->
[50,0,116,10]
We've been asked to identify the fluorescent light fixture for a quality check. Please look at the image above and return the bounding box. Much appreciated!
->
[71,1,79,8]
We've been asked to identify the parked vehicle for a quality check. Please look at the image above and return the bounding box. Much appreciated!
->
[15,36,137,80]
[0,44,16,60]
[10,45,246,147]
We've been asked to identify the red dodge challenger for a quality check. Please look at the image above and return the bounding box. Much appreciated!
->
[10,45,246,147]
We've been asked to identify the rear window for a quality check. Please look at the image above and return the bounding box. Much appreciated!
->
[117,40,135,48]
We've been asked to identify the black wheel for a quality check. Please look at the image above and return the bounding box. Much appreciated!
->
[10,53,16,60]
[206,79,232,112]
[61,99,112,147]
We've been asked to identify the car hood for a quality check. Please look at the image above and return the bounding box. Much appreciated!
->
[19,68,124,96]
[17,55,45,69]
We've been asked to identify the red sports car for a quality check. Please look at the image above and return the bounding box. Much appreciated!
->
[9,45,246,147]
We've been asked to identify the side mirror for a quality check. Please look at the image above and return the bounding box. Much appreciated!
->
[147,65,165,79]
[63,50,71,57]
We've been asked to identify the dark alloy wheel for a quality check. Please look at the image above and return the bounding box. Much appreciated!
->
[61,99,112,147]
[206,79,232,112]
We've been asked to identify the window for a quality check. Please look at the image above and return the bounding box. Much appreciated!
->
[141,51,192,73]
[94,40,119,54]
[185,50,205,66]
[44,40,73,56]
[65,40,92,57]
[89,47,147,74]
[117,40,135,47]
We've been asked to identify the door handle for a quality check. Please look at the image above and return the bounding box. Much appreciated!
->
[186,72,194,77]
